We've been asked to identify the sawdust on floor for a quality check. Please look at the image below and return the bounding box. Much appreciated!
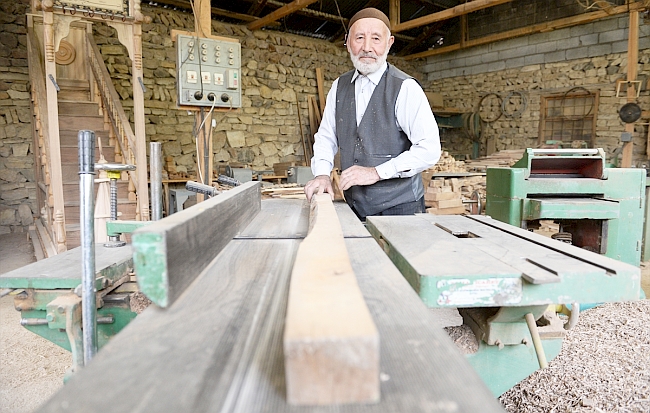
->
[499,300,650,413]
[0,233,71,413]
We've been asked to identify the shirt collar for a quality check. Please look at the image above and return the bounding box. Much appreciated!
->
[350,62,388,86]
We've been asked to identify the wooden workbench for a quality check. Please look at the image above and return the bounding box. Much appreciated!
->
[37,199,504,413]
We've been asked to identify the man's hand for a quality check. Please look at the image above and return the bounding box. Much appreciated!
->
[339,166,380,191]
[304,175,334,201]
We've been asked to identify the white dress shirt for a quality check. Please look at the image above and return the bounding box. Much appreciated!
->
[311,62,441,180]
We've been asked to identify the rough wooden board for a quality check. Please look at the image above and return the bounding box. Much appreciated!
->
[284,195,379,405]
[36,238,504,413]
[0,244,132,290]
[236,199,369,239]
[132,181,261,308]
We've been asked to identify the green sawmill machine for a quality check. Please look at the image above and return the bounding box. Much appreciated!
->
[485,148,646,266]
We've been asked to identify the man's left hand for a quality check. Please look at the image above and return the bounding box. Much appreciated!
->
[339,165,380,190]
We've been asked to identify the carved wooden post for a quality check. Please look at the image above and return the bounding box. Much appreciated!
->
[131,20,149,221]
[43,5,67,252]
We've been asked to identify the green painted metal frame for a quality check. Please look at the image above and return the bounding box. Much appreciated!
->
[366,213,640,395]
[486,149,646,266]
[106,220,153,237]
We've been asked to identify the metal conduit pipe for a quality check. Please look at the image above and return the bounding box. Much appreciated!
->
[150,142,163,221]
[78,130,98,365]
[525,312,548,369]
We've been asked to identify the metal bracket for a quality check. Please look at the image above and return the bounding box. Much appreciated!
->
[616,79,641,98]
[46,294,83,374]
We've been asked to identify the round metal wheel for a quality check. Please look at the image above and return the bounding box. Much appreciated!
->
[469,190,483,215]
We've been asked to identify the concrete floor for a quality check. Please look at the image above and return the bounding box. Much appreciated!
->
[0,233,70,413]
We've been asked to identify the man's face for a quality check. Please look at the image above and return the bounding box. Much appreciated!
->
[347,18,394,75]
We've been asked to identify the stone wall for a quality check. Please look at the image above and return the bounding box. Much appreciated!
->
[95,5,423,175]
[0,0,35,234]
[423,15,650,165]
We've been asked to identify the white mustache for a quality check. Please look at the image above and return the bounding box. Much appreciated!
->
[358,53,377,59]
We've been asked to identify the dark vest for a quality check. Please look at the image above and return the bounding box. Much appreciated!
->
[336,64,424,218]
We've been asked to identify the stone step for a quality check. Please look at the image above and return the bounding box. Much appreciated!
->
[58,115,106,132]
[58,100,100,116]
[65,199,137,222]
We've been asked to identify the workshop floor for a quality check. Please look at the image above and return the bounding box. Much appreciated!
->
[0,233,70,413]
[1,231,650,412]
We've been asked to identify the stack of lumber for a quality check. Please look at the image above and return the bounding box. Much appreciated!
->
[261,184,305,199]
[463,149,524,172]
[424,178,466,215]
[423,175,486,215]
[431,151,467,173]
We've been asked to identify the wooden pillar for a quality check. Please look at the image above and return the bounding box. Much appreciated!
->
[194,0,214,202]
[43,10,67,252]
[131,22,150,220]
[621,10,638,168]
[389,0,400,29]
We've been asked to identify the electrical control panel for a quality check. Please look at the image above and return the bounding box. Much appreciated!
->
[176,34,242,108]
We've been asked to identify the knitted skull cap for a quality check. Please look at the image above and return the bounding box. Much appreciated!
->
[348,8,390,32]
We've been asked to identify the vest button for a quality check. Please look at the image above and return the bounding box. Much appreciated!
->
[354,159,358,163]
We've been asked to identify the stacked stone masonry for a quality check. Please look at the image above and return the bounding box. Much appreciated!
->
[424,14,650,165]
[0,0,35,234]
[95,5,422,176]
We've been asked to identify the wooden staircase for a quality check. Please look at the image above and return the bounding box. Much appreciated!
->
[57,91,136,249]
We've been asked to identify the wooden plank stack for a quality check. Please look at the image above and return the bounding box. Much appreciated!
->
[463,149,524,172]
[424,178,466,215]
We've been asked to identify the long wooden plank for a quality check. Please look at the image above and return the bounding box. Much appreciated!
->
[132,181,261,307]
[236,199,369,239]
[36,225,504,412]
[392,0,514,33]
[284,194,379,405]
[247,0,318,30]
[406,1,646,59]
[621,10,639,168]
[0,244,132,290]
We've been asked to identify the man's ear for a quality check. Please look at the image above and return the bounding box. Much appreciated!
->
[388,35,395,50]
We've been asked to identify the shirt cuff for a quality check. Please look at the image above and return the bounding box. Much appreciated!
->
[375,160,398,180]
[311,160,333,178]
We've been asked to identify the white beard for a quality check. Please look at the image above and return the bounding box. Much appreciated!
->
[350,50,388,76]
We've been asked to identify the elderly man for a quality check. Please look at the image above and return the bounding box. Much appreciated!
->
[304,7,441,220]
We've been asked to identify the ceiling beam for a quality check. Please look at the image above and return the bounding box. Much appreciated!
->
[247,0,319,30]
[392,0,515,33]
[389,0,400,27]
[148,0,269,23]
[405,1,647,60]
[248,0,268,16]
[396,22,444,56]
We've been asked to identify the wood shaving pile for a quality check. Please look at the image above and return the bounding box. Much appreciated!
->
[130,292,152,314]
[500,300,650,412]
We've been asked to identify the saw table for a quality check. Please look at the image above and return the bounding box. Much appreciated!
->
[366,212,640,395]
[31,182,504,413]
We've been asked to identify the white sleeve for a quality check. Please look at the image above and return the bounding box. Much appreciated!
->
[374,78,441,180]
[310,78,339,177]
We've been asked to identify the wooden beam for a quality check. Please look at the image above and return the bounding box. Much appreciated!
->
[132,182,261,308]
[392,0,514,33]
[248,0,268,16]
[247,0,318,31]
[315,67,325,117]
[622,9,639,167]
[396,22,443,56]
[406,1,646,60]
[152,0,269,23]
[389,0,400,28]
[284,194,380,405]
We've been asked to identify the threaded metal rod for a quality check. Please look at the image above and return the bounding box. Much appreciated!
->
[78,129,97,365]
